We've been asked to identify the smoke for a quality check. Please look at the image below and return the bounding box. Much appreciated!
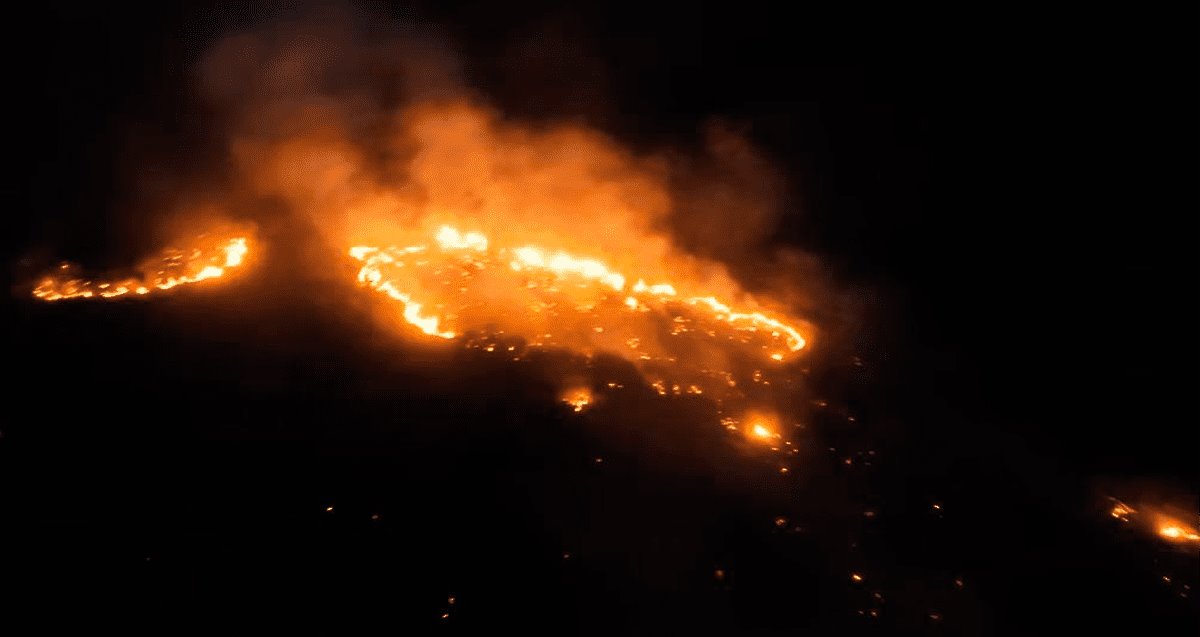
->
[16,2,833,403]
[186,5,817,312]
[668,121,787,264]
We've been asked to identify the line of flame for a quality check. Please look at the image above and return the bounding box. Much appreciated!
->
[33,237,250,301]
[349,225,807,358]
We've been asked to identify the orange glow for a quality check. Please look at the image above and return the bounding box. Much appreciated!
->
[348,225,810,406]
[561,388,592,413]
[1158,526,1200,542]
[435,225,488,252]
[32,48,815,430]
[1105,497,1200,545]
[185,72,814,421]
[736,412,782,444]
[1155,516,1200,543]
[686,296,806,352]
[509,245,626,291]
[33,235,251,301]
[1109,500,1136,521]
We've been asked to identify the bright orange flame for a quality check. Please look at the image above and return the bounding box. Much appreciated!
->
[1105,497,1200,546]
[349,227,807,364]
[736,412,781,444]
[1156,516,1200,543]
[510,246,626,291]
[435,225,488,252]
[349,245,455,339]
[33,236,251,301]
[561,388,592,413]
[686,296,806,352]
[1109,500,1136,521]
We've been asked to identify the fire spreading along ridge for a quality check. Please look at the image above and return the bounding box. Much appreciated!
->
[350,226,805,352]
[32,236,250,301]
[350,225,809,441]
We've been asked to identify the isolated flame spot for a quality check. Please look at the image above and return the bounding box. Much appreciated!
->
[561,388,592,413]
[1156,517,1200,543]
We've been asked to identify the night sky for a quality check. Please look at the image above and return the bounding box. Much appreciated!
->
[3,2,1197,633]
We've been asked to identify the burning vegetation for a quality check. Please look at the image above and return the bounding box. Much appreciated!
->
[1109,498,1200,546]
[32,235,250,301]
[29,16,817,451]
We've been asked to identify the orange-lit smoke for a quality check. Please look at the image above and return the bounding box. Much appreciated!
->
[27,11,818,446]
[193,13,815,411]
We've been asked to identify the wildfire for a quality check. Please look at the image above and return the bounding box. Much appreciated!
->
[348,225,811,417]
[351,225,805,355]
[1155,516,1200,544]
[33,236,250,301]
[736,411,782,443]
[561,388,592,413]
[1109,500,1136,522]
[1106,497,1200,546]
[26,67,815,451]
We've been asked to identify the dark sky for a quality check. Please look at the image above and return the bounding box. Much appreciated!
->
[2,1,1196,632]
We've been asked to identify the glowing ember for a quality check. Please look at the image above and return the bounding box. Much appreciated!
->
[33,236,251,301]
[753,424,772,438]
